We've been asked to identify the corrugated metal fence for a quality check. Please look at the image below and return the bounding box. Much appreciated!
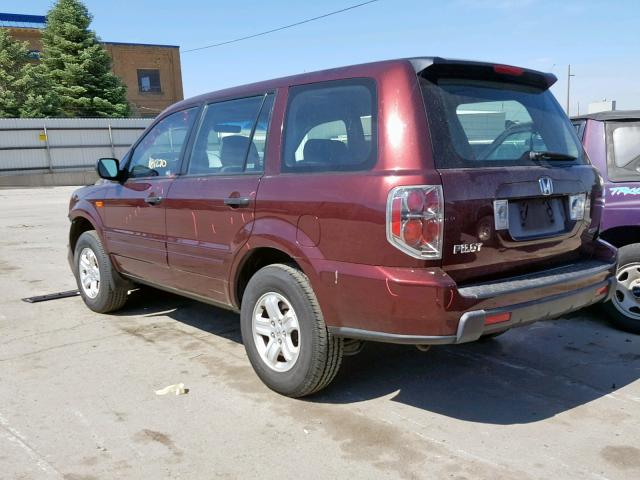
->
[0,118,153,175]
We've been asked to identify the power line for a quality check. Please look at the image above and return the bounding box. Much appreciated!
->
[183,0,380,53]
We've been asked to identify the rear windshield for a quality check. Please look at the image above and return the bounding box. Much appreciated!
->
[420,77,586,168]
[606,121,640,182]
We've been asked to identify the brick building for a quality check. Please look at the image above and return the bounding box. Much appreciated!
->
[0,13,183,117]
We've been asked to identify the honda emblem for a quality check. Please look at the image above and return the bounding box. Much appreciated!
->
[539,177,553,196]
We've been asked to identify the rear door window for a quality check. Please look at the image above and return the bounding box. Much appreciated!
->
[420,78,585,168]
[282,79,377,172]
[187,94,274,175]
[606,121,640,181]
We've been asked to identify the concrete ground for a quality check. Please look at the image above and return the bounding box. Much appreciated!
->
[0,186,639,480]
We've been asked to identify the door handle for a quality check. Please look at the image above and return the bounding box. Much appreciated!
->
[224,196,250,208]
[145,195,163,205]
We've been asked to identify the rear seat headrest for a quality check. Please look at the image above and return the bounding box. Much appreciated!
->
[303,139,348,165]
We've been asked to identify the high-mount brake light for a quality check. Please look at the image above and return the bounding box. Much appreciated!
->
[386,185,444,259]
[493,64,524,76]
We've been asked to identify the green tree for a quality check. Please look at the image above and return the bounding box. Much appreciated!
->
[0,29,30,117]
[18,63,62,118]
[40,0,130,117]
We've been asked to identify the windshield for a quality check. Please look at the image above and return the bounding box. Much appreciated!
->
[420,77,586,168]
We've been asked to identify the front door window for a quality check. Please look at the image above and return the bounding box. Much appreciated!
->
[128,108,199,178]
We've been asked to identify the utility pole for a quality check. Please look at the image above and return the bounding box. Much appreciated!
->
[566,64,575,115]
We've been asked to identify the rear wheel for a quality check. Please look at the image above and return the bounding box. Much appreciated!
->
[74,231,129,313]
[240,264,343,397]
[602,243,640,334]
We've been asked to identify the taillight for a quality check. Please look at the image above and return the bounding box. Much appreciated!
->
[386,185,444,259]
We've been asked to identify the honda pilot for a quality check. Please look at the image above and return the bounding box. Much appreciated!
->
[68,57,617,397]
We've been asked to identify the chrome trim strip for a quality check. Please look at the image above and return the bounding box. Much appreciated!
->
[328,326,457,345]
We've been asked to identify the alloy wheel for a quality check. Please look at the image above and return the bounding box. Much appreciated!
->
[79,247,100,299]
[252,292,301,372]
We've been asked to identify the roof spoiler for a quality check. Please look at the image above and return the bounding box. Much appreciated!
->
[411,57,557,90]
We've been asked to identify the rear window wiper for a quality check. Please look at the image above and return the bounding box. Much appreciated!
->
[528,151,577,161]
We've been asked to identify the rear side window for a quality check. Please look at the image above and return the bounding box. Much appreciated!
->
[129,107,198,178]
[282,79,377,172]
[188,94,274,175]
[421,78,585,168]
[606,121,640,182]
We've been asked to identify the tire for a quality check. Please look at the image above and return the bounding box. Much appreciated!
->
[240,264,343,397]
[74,231,130,313]
[602,243,640,334]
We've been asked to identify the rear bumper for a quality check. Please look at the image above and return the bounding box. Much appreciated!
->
[328,274,613,345]
[320,241,617,344]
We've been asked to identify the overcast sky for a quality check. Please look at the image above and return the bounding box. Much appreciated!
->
[5,0,639,115]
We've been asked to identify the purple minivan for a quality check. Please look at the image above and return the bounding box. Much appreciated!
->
[573,111,640,333]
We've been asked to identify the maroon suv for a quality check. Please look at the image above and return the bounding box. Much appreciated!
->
[68,57,617,397]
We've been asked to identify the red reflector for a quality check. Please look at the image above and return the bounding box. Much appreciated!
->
[596,285,609,296]
[493,64,524,76]
[485,312,511,325]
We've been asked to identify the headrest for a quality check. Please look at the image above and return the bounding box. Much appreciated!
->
[220,135,259,168]
[302,139,348,165]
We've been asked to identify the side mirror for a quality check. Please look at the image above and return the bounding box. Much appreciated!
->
[96,158,121,180]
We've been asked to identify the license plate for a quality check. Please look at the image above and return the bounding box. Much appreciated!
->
[518,199,556,227]
[509,197,567,239]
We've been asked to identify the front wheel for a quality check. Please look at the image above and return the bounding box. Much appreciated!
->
[240,264,343,397]
[74,231,130,313]
[602,243,640,334]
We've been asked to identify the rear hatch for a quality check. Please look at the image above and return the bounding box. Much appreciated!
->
[418,60,600,284]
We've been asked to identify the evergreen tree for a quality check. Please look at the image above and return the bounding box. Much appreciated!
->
[0,29,29,117]
[40,0,130,117]
[18,63,62,118]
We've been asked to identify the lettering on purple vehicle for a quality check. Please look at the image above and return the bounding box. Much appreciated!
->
[610,187,640,196]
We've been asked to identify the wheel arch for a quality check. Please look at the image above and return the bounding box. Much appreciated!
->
[232,246,304,309]
[599,226,640,249]
[230,216,328,309]
[69,214,99,253]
